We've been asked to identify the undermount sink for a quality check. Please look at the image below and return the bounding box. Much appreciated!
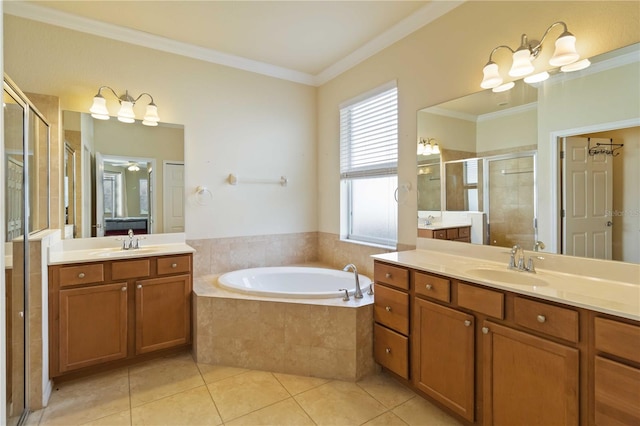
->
[464,267,549,287]
[89,247,159,258]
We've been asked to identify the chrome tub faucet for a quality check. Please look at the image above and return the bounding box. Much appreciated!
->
[343,264,363,299]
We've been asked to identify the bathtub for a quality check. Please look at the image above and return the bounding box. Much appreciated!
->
[217,266,372,299]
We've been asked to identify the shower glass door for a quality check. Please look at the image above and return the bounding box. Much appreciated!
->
[484,152,537,249]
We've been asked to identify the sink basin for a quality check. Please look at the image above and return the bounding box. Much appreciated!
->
[89,247,159,258]
[464,267,549,287]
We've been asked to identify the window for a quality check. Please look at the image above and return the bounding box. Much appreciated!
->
[139,178,149,215]
[340,83,398,246]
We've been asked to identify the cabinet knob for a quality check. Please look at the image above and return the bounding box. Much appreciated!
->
[385,273,391,278]
[425,284,432,290]
[482,327,489,334]
[385,306,392,312]
[385,348,391,354]
[464,320,471,327]
[121,286,126,292]
[171,263,178,268]
[137,284,142,289]
[537,315,546,323]
[78,272,85,279]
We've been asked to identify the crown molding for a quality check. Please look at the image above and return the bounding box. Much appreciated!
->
[4,0,464,87]
[313,1,465,86]
[477,102,537,122]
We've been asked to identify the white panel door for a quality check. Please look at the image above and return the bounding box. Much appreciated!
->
[163,162,185,233]
[562,137,613,259]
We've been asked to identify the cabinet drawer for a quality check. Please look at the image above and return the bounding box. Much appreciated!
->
[594,356,640,425]
[157,255,191,276]
[415,272,450,303]
[434,230,447,239]
[595,317,640,363]
[446,228,459,240]
[374,263,409,290]
[514,297,579,343]
[112,259,151,280]
[458,283,504,319]
[374,324,409,379]
[374,284,409,335]
[458,227,470,238]
[59,264,104,288]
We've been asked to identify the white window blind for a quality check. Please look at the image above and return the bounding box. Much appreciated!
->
[340,86,398,179]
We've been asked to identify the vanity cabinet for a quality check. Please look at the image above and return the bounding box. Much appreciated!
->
[482,321,579,425]
[418,225,471,242]
[413,298,475,422]
[592,316,640,425]
[373,262,409,379]
[49,253,192,378]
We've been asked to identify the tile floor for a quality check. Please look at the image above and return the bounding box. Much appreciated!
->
[26,351,462,426]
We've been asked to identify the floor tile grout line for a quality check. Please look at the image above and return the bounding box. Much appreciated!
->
[200,369,225,425]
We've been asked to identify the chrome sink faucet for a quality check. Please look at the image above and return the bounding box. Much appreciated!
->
[508,245,536,273]
[122,229,140,250]
[343,264,363,299]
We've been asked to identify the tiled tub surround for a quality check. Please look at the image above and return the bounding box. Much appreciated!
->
[187,231,412,279]
[193,273,377,381]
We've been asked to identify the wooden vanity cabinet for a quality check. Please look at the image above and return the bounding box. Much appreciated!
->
[49,254,193,378]
[418,225,471,242]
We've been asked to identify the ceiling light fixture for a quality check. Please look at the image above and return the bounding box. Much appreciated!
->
[127,163,140,172]
[480,21,588,89]
[90,86,160,126]
[417,138,440,156]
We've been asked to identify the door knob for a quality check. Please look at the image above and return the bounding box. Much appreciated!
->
[464,320,471,327]
[385,306,392,312]
[606,221,613,227]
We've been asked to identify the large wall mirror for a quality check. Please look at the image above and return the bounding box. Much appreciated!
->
[62,112,185,238]
[417,43,639,264]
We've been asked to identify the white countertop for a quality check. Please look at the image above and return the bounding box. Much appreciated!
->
[418,222,471,230]
[48,233,194,265]
[373,249,640,321]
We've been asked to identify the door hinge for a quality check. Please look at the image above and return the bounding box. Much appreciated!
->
[561,209,565,218]
[560,151,565,159]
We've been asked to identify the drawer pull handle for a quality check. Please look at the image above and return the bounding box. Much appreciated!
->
[385,306,392,312]
[385,348,391,354]
[137,284,142,289]
[537,315,546,323]
[78,272,85,279]
[464,320,471,327]
[121,286,127,292]
[425,284,433,290]
[385,273,391,278]
[482,327,489,334]
[171,263,178,268]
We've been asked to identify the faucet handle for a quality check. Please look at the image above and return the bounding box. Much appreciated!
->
[527,257,536,273]
[367,283,374,296]
[338,289,350,301]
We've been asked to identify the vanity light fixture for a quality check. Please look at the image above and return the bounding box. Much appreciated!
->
[90,86,160,126]
[480,21,588,89]
[417,137,440,155]
[127,163,140,172]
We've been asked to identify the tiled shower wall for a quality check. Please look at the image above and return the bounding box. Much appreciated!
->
[187,232,414,279]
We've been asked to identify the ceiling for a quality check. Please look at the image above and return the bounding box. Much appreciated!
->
[6,0,463,86]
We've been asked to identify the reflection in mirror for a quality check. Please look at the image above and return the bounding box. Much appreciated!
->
[417,43,640,263]
[417,155,441,211]
[62,112,185,238]
[64,143,76,238]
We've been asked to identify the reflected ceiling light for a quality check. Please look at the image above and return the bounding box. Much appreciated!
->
[417,137,440,155]
[90,86,160,126]
[480,21,587,89]
[560,58,591,72]
[492,82,515,93]
[524,71,550,84]
[127,163,140,172]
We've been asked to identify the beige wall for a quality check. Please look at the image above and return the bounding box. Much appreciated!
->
[4,15,317,240]
[317,1,639,247]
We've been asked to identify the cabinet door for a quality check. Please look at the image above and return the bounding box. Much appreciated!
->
[135,274,191,354]
[413,298,475,422]
[483,321,579,426]
[59,282,128,372]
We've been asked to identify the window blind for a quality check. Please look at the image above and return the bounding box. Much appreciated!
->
[340,86,398,179]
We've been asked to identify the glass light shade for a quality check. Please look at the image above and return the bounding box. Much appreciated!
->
[431,143,440,155]
[142,119,159,127]
[524,71,550,84]
[549,33,579,66]
[143,104,160,123]
[480,62,503,89]
[89,96,110,119]
[117,101,135,123]
[128,164,140,172]
[509,49,535,77]
[417,143,424,155]
[492,81,515,93]
[561,58,591,72]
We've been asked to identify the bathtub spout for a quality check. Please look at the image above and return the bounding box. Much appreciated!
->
[343,264,363,299]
